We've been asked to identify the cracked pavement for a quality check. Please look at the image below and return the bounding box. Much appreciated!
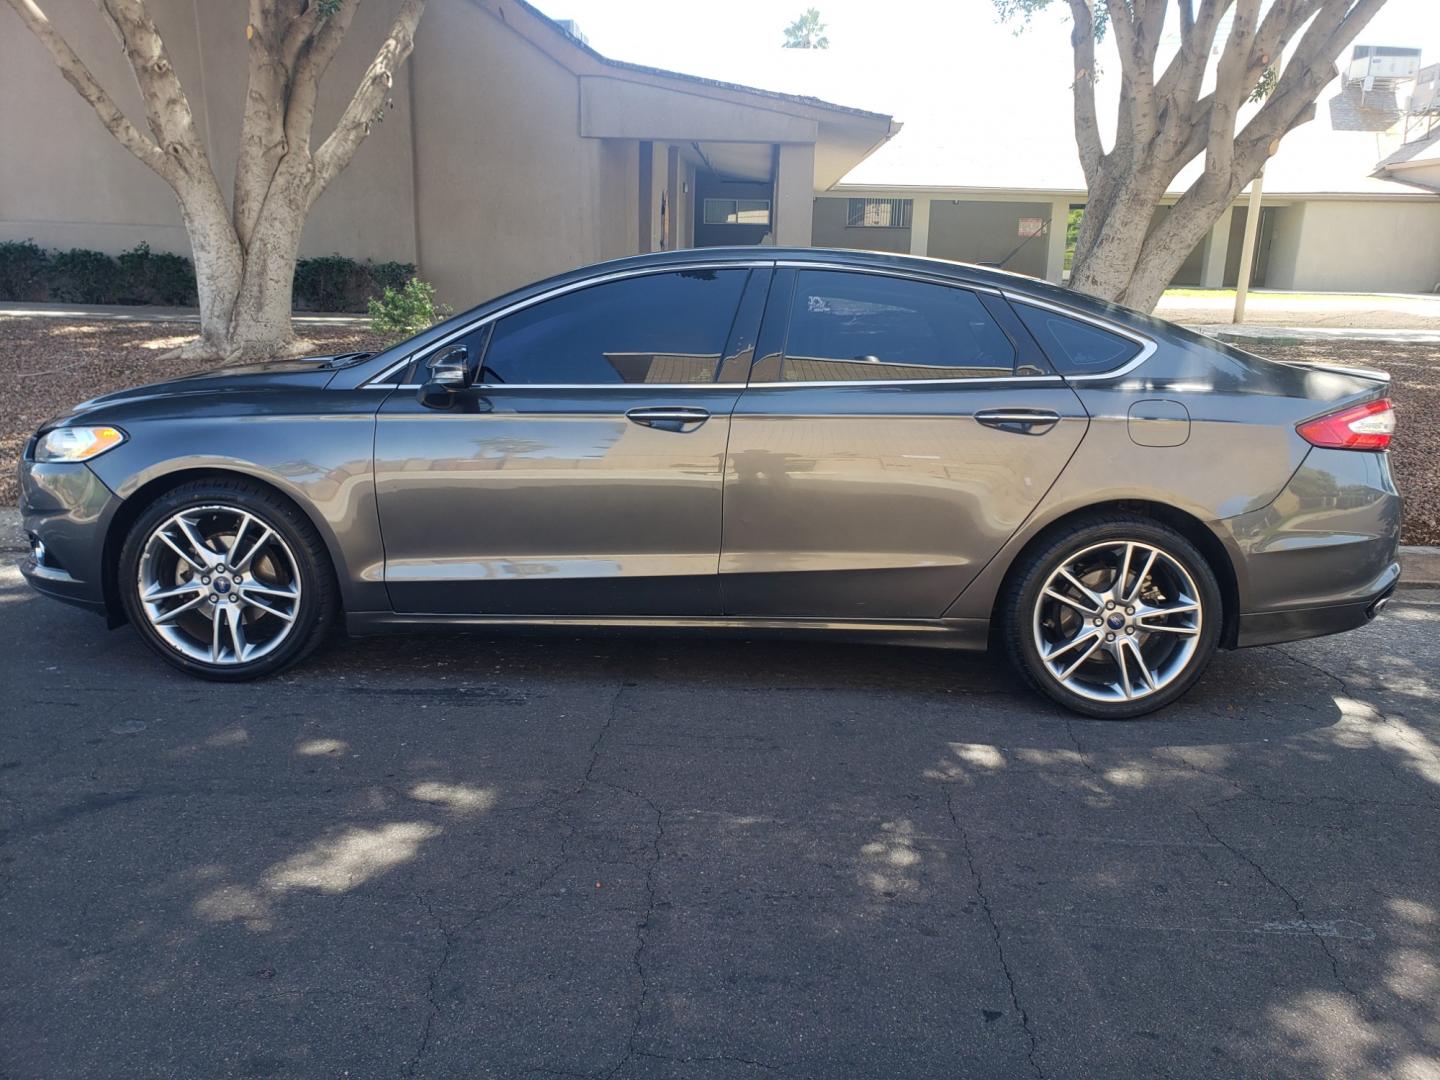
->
[2,564,1439,1078]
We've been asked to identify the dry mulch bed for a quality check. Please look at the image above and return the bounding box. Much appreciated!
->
[2,317,1436,544]
[1261,341,1438,547]
[1,317,383,508]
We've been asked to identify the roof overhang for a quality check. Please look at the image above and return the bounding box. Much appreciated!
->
[475,0,899,188]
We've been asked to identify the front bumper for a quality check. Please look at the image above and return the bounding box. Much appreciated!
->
[17,457,121,615]
[1222,447,1402,648]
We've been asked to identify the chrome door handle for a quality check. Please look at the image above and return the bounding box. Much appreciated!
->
[626,406,711,431]
[974,409,1062,434]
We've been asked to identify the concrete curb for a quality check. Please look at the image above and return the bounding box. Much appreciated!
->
[4,507,1437,586]
[1186,324,1440,345]
[1402,546,1440,588]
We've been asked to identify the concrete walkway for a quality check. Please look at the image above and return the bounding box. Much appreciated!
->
[1157,289,1440,330]
[0,300,368,327]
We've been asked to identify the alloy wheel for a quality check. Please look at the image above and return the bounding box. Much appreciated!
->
[1031,539,1203,704]
[135,504,303,666]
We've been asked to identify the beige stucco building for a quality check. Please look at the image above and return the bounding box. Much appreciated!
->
[805,58,1440,294]
[5,1,1439,301]
[0,0,897,306]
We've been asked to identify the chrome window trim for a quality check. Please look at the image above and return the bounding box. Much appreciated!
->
[745,375,1064,389]
[364,259,1157,392]
[362,261,775,389]
[373,375,1066,391]
[1000,291,1158,381]
[772,260,1004,296]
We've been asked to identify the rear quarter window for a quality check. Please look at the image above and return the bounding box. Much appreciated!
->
[1013,302,1143,376]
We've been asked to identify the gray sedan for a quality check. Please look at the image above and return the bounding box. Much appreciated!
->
[17,248,1401,717]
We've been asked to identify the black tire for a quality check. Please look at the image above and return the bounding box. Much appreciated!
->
[1000,515,1223,719]
[118,478,338,681]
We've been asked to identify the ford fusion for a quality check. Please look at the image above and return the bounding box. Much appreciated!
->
[18,249,1401,717]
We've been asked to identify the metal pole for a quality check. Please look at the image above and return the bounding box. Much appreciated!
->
[1232,170,1265,324]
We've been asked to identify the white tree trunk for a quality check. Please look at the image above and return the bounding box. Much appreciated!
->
[1051,0,1387,312]
[8,0,426,363]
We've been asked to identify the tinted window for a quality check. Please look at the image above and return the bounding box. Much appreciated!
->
[780,271,1015,382]
[481,269,747,385]
[1013,302,1141,376]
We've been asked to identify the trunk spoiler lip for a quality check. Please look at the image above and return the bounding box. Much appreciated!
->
[1272,358,1391,385]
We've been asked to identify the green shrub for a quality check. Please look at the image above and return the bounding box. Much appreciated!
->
[49,248,123,303]
[294,254,365,312]
[368,278,450,341]
[1,242,410,312]
[116,242,196,305]
[295,254,415,312]
[369,260,415,294]
[0,240,50,301]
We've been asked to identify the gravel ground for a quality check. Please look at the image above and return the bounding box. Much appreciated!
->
[1,316,1435,543]
[0,316,384,507]
[1260,341,1438,546]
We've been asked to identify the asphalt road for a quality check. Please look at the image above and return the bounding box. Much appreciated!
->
[2,564,1438,1079]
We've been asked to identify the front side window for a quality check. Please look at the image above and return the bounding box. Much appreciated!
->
[778,271,1016,382]
[1012,302,1142,376]
[480,269,748,385]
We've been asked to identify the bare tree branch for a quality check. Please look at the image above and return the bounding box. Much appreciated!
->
[1066,0,1105,183]
[310,0,426,203]
[284,0,360,151]
[234,0,289,249]
[4,0,169,176]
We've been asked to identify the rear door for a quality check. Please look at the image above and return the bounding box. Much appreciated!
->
[376,265,770,615]
[719,266,1089,619]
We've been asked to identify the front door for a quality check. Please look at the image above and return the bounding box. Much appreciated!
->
[375,266,769,616]
[720,267,1090,619]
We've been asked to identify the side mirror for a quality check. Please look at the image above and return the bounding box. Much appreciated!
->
[419,344,471,408]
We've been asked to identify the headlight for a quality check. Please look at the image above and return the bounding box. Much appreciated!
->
[33,425,127,462]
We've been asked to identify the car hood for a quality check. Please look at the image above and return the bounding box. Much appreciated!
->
[53,356,343,424]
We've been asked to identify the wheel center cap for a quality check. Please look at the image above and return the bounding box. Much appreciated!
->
[1107,613,1126,630]
[213,578,231,594]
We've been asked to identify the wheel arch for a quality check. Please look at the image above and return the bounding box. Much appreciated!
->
[987,499,1241,650]
[101,467,346,627]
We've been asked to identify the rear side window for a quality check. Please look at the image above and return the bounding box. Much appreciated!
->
[1012,302,1142,376]
[481,269,747,385]
[778,270,1016,382]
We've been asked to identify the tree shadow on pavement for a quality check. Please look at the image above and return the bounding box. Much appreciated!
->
[1,570,1437,1078]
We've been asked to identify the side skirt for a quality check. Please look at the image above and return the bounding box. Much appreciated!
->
[345,611,992,651]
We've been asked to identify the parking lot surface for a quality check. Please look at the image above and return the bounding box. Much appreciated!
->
[2,565,1438,1078]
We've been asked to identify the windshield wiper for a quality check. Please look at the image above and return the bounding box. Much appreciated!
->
[325,351,373,368]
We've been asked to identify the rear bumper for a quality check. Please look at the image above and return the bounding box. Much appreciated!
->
[1221,447,1402,648]
[1235,570,1398,647]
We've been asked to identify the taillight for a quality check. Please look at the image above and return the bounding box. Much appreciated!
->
[1297,399,1394,451]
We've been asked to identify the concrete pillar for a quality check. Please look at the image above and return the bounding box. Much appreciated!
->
[1200,209,1233,288]
[637,141,653,254]
[1045,198,1071,283]
[665,144,680,251]
[909,197,931,256]
[773,143,815,246]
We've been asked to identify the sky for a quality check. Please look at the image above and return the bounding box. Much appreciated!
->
[531,0,1440,93]
[528,0,1440,193]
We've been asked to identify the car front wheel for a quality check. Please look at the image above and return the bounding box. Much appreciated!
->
[118,479,337,680]
[1002,517,1223,719]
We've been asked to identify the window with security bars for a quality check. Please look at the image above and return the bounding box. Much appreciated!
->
[703,198,771,225]
[847,197,913,228]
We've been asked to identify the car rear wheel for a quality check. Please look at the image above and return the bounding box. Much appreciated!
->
[1002,517,1222,719]
[119,479,337,680]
